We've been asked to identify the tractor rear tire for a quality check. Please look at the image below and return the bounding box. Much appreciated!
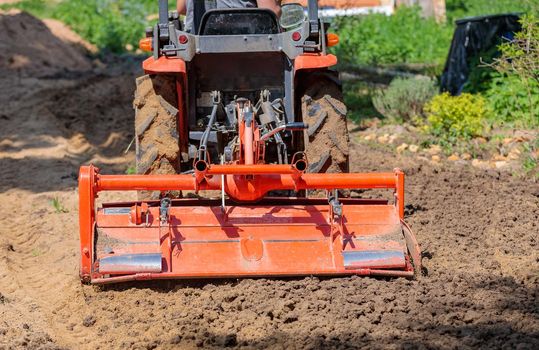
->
[301,72,350,174]
[133,74,180,200]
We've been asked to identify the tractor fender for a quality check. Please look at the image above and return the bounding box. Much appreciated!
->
[294,54,338,72]
[143,56,187,75]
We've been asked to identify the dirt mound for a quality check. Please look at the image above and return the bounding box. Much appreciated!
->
[43,18,98,55]
[0,10,93,77]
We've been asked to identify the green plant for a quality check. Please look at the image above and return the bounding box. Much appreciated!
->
[32,248,43,257]
[51,197,68,213]
[522,155,538,173]
[521,139,539,174]
[486,74,539,127]
[373,77,438,124]
[125,165,136,175]
[424,92,487,142]
[333,6,453,72]
[490,14,539,127]
[461,46,501,94]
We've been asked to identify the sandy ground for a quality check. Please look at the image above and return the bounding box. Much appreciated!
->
[0,10,538,350]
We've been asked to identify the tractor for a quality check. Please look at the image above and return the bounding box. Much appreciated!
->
[78,0,421,284]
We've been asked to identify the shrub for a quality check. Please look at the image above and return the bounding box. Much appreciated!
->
[373,77,438,124]
[425,93,486,142]
[333,6,453,71]
[489,14,539,128]
[486,74,539,127]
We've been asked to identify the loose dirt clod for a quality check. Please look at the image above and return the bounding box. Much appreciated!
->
[82,316,96,328]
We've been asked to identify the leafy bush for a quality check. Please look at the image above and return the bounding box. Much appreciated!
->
[333,6,453,71]
[373,77,438,124]
[486,74,539,127]
[425,93,486,142]
[489,14,539,127]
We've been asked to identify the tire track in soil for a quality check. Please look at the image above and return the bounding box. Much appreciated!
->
[0,68,138,348]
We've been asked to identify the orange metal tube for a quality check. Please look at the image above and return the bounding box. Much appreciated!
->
[205,164,303,175]
[78,165,97,283]
[85,164,400,202]
[97,174,197,191]
[95,172,398,200]
[395,169,405,220]
[213,173,398,201]
[294,173,396,189]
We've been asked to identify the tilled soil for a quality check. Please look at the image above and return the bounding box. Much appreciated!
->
[1,11,538,350]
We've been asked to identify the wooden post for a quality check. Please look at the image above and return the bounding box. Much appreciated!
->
[396,0,446,22]
[433,0,447,23]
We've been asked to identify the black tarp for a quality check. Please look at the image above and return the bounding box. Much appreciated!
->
[440,13,522,95]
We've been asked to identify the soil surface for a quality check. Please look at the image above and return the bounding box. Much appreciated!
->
[1,11,538,350]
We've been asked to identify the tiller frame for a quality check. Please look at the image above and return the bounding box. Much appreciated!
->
[79,163,421,284]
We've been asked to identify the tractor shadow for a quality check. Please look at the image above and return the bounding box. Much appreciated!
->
[97,274,539,349]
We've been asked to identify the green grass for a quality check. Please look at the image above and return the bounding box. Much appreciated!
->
[50,197,68,213]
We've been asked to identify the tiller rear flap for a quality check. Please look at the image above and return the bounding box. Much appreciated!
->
[79,163,421,284]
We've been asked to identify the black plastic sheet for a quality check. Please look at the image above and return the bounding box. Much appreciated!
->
[441,14,521,95]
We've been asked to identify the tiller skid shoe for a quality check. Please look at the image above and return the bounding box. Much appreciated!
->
[78,162,421,284]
